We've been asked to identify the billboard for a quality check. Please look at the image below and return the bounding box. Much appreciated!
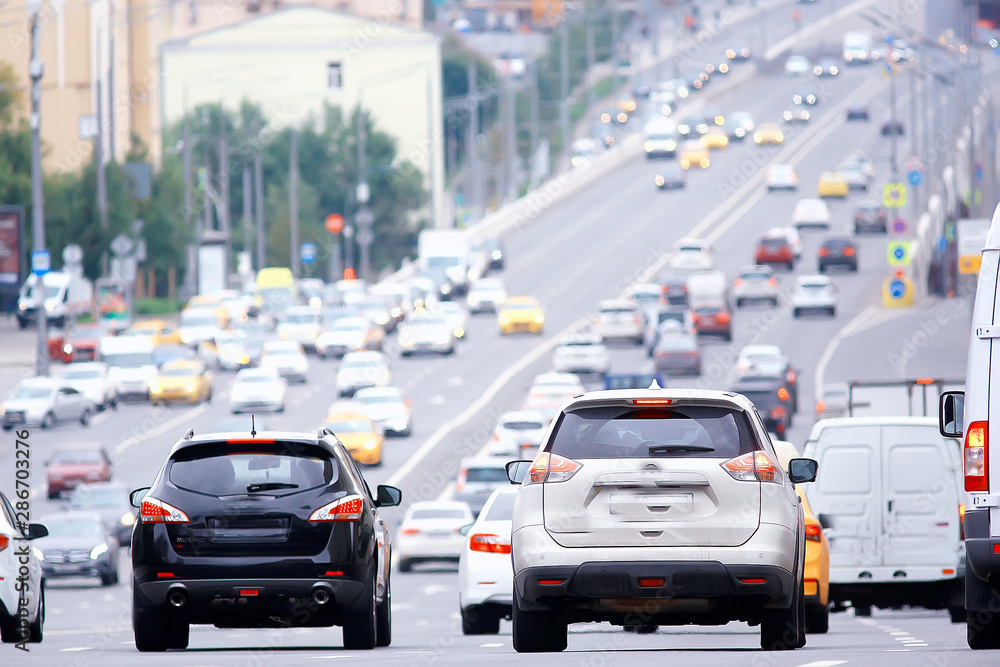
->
[0,206,25,313]
[957,217,991,275]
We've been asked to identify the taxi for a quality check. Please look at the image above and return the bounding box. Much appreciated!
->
[817,171,849,198]
[322,404,384,466]
[700,126,729,149]
[498,296,545,335]
[753,123,784,145]
[148,359,213,405]
[125,318,183,346]
[679,140,710,169]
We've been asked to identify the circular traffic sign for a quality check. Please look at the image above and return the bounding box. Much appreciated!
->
[891,217,908,234]
[62,244,83,264]
[889,279,906,299]
[325,213,344,235]
[892,246,906,261]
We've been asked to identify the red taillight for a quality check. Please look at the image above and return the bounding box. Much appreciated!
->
[786,369,796,384]
[691,313,701,323]
[916,377,934,385]
[805,523,822,542]
[526,452,582,485]
[157,572,174,578]
[401,528,420,536]
[325,570,343,576]
[768,278,778,287]
[469,533,511,554]
[716,311,731,324]
[722,451,781,483]
[770,405,787,420]
[843,247,856,256]
[456,471,467,494]
[965,421,989,492]
[309,494,364,522]
[0,535,7,552]
[734,278,744,288]
[960,503,966,540]
[140,497,190,524]
[818,247,829,257]
[538,579,565,586]
[240,589,259,597]
[740,578,767,584]
[633,399,673,405]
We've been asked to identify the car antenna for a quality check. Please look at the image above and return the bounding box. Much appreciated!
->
[649,379,661,390]
[251,414,257,438]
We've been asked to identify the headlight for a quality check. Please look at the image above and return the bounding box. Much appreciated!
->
[644,141,654,152]
[63,343,73,354]
[365,438,378,450]
[654,175,665,186]
[375,314,389,325]
[453,327,465,338]
[498,314,510,325]
[239,354,250,364]
[121,512,136,526]
[666,140,676,150]
[775,132,784,141]
[185,383,196,392]
[309,297,322,308]
[148,382,161,393]
[90,543,109,560]
[533,314,545,323]
[753,132,762,142]
[33,547,44,561]
[45,303,55,312]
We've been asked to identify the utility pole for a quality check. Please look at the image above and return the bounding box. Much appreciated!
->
[29,11,48,377]
[504,75,517,203]
[289,128,300,279]
[586,19,596,115]
[182,121,196,297]
[107,5,116,161]
[355,109,374,283]
[219,121,231,283]
[611,2,619,86]
[466,60,482,221]
[529,60,540,189]
[242,167,252,264]
[560,23,571,166]
[96,76,109,278]
[889,65,898,178]
[254,141,265,270]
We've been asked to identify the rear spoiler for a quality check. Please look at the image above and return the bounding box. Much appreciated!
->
[846,377,965,417]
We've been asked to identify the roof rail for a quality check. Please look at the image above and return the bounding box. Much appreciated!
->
[183,429,194,439]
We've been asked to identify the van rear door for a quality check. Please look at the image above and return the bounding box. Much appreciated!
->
[880,424,962,568]
[806,424,882,572]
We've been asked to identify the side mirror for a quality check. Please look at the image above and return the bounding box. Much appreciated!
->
[25,523,48,540]
[129,487,150,509]
[939,390,965,438]
[375,485,402,508]
[458,522,474,537]
[506,460,532,484]
[818,513,835,530]
[788,458,818,484]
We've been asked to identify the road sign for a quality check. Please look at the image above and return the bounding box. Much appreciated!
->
[110,233,134,256]
[62,244,83,264]
[325,213,344,235]
[31,249,50,276]
[907,170,922,186]
[300,242,316,264]
[882,270,915,307]
[357,228,375,246]
[891,217,908,235]
[889,279,906,298]
[887,240,912,266]
[945,219,956,242]
[883,183,907,208]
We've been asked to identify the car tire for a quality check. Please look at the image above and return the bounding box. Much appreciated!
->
[134,605,186,652]
[28,587,43,642]
[787,261,794,271]
[949,605,965,624]
[462,607,501,635]
[80,408,91,426]
[829,307,836,317]
[512,595,567,653]
[793,308,801,318]
[41,412,55,429]
[1,424,10,431]
[398,559,412,573]
[376,574,391,647]
[818,264,826,273]
[967,555,1000,648]
[760,589,804,650]
[100,570,118,587]
[853,603,872,617]
[277,403,286,413]
[342,571,378,650]
[770,298,779,307]
[805,605,829,634]
[735,298,744,308]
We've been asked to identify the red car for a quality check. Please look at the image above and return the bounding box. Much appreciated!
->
[46,443,112,499]
[755,236,796,270]
[691,302,733,341]
[48,323,106,363]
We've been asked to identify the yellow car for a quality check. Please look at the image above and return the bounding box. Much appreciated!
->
[753,123,784,145]
[323,405,384,466]
[701,127,729,149]
[679,140,710,169]
[148,359,213,405]
[818,171,849,198]
[498,296,545,335]
[126,318,183,346]
[772,440,830,634]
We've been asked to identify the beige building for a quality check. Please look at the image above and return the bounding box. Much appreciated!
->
[0,0,424,172]
[160,5,444,225]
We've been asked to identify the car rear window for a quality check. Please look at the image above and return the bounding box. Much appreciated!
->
[600,306,635,315]
[484,493,516,521]
[410,508,467,520]
[464,467,508,483]
[503,420,544,431]
[760,238,787,250]
[737,390,781,412]
[547,405,756,459]
[168,442,341,496]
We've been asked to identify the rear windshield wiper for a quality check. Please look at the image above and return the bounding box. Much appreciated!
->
[648,444,716,454]
[246,482,300,493]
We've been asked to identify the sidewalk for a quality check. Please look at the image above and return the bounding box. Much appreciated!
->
[0,315,36,369]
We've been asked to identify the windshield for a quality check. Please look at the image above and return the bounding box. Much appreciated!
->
[70,489,126,509]
[15,385,54,399]
[426,256,460,269]
[236,373,275,384]
[40,518,104,540]
[159,366,198,377]
[282,312,320,324]
[103,351,154,368]
[502,420,544,431]
[548,405,754,459]
[63,368,101,380]
[356,394,400,405]
[504,302,539,310]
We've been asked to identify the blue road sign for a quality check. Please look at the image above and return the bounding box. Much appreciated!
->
[893,246,906,262]
[907,170,922,186]
[300,242,316,264]
[891,217,908,235]
[938,237,948,251]
[977,163,984,182]
[31,249,50,276]
[889,279,906,299]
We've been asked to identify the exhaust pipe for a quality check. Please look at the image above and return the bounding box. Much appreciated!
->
[311,585,332,606]
[167,587,188,608]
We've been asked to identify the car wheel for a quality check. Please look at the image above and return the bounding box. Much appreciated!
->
[277,403,286,413]
[967,554,1000,648]
[100,570,118,587]
[28,587,43,642]
[829,307,836,317]
[853,603,872,617]
[401,350,411,357]
[805,604,829,634]
[818,264,826,273]
[770,298,779,307]
[760,588,804,650]
[1,424,11,431]
[80,408,91,426]
[735,298,744,308]
[949,605,964,624]
[47,488,59,500]
[134,605,184,652]
[398,558,412,573]
[462,607,501,635]
[342,570,378,650]
[376,572,391,647]
[512,595,567,653]
[793,308,801,318]
[41,412,55,429]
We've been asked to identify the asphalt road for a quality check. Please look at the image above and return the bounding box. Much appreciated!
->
[4,1,998,663]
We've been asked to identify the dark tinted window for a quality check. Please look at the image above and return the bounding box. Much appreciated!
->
[52,449,104,464]
[168,442,340,496]
[737,389,781,412]
[606,374,663,390]
[823,238,853,249]
[464,467,509,483]
[548,405,756,459]
[760,238,787,250]
[503,420,544,431]
[484,493,516,521]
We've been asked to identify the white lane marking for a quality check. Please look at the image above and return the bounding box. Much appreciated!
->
[447,376,464,386]
[429,395,446,406]
[60,647,93,652]
[797,662,847,667]
[480,643,504,648]
[890,631,910,635]
[102,593,114,601]
[303,657,349,661]
[78,602,90,609]
[436,483,455,502]
[903,644,928,647]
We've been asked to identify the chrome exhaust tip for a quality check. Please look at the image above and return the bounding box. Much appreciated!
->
[168,588,187,607]
[312,586,331,605]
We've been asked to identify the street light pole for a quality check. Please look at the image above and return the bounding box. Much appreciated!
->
[29,11,48,377]
[355,108,374,283]
[559,24,571,167]
[289,128,300,279]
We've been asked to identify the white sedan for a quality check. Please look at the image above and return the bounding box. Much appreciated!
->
[353,385,412,437]
[765,164,799,191]
[551,334,611,376]
[668,238,713,271]
[61,362,118,411]
[229,367,287,414]
[458,486,517,635]
[784,54,812,75]
[336,350,392,396]
[486,410,548,458]
[792,275,837,317]
[435,301,469,339]
[396,501,475,573]
[259,340,309,383]
[792,198,832,229]
[529,372,585,394]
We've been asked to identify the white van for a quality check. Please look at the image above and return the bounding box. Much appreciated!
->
[802,417,965,620]
[17,271,94,328]
[98,335,157,401]
[939,201,1000,649]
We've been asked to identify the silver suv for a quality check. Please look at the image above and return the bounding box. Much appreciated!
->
[507,387,818,652]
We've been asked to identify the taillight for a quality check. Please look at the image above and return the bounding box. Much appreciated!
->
[770,406,788,423]
[960,503,966,540]
[818,247,829,257]
[456,470,467,494]
[717,311,731,323]
[843,247,856,256]
[309,494,364,522]
[965,421,989,492]
[525,452,582,485]
[469,533,511,554]
[768,278,777,287]
[401,528,420,536]
[140,497,190,524]
[734,278,744,288]
[786,368,796,384]
[0,534,8,552]
[721,451,781,483]
[805,523,822,542]
[691,313,701,323]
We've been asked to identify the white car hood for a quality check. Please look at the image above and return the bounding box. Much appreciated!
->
[2,397,50,412]
[363,404,406,421]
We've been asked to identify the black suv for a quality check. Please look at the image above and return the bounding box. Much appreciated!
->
[130,429,401,652]
[854,202,888,234]
[730,378,793,437]
[818,235,859,272]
